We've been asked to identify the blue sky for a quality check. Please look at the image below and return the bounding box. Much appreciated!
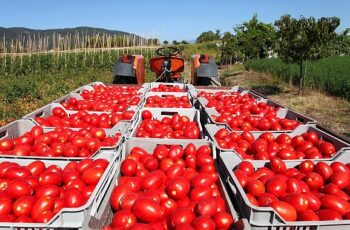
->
[1,0,349,41]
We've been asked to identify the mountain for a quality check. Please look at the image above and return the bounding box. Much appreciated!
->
[0,26,152,52]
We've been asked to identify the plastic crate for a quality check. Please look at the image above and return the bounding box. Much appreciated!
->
[189,86,248,98]
[0,149,122,229]
[202,107,316,132]
[127,108,204,139]
[143,91,194,108]
[205,123,350,160]
[83,139,244,229]
[0,119,129,159]
[22,103,138,130]
[149,82,188,92]
[218,151,350,229]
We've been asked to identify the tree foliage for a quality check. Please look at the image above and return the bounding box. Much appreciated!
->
[196,30,221,43]
[274,15,340,92]
[235,15,276,59]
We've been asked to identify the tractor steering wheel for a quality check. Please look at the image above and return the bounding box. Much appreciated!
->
[156,47,179,57]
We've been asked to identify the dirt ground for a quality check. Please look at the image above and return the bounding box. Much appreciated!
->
[220,66,350,137]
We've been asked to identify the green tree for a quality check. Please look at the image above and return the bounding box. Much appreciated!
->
[181,40,189,45]
[196,30,221,43]
[220,32,241,65]
[235,14,276,59]
[172,40,179,45]
[274,15,340,93]
[163,40,169,45]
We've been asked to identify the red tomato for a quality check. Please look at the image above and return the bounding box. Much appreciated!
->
[39,171,62,186]
[142,170,166,191]
[195,198,218,217]
[142,110,153,120]
[81,167,105,186]
[0,197,13,216]
[265,176,287,197]
[314,162,333,180]
[318,209,343,220]
[26,161,46,177]
[121,159,137,176]
[270,201,297,221]
[246,180,265,197]
[12,196,36,217]
[269,158,286,174]
[298,209,320,221]
[7,178,33,199]
[131,198,163,223]
[110,185,132,210]
[192,216,215,230]
[166,177,191,200]
[212,212,234,229]
[169,207,195,228]
[64,187,84,208]
[284,193,309,213]
[237,161,254,176]
[31,196,54,221]
[111,210,137,228]
[320,195,350,216]
[303,172,324,190]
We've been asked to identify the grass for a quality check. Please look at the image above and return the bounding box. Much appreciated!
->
[245,56,350,100]
[222,65,350,137]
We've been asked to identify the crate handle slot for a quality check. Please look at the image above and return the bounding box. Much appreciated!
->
[295,117,306,123]
[161,111,179,116]
[35,111,44,118]
[0,130,7,138]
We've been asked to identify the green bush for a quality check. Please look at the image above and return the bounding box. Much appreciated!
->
[245,57,350,99]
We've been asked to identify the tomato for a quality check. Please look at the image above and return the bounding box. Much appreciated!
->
[166,177,191,200]
[330,172,350,189]
[319,142,336,156]
[26,161,46,177]
[31,196,54,221]
[3,166,31,179]
[142,170,166,191]
[237,161,254,176]
[169,207,195,228]
[246,180,265,197]
[15,215,33,223]
[298,209,320,221]
[298,160,315,174]
[195,198,217,217]
[192,216,215,230]
[0,140,14,151]
[191,173,213,188]
[190,186,212,202]
[0,197,13,216]
[331,162,349,173]
[265,176,287,197]
[142,110,153,120]
[39,171,62,186]
[131,198,163,223]
[304,192,321,211]
[257,193,278,207]
[81,167,105,186]
[91,159,109,170]
[12,196,36,217]
[318,209,342,220]
[121,159,137,176]
[320,195,349,216]
[7,178,33,200]
[110,185,132,210]
[234,170,248,188]
[303,172,324,190]
[168,145,184,159]
[64,187,84,208]
[314,162,333,180]
[167,164,184,179]
[111,209,137,228]
[269,158,286,174]
[270,201,297,221]
[212,212,234,230]
[119,177,142,192]
[284,193,309,213]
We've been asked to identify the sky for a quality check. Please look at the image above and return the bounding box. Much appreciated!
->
[0,0,349,41]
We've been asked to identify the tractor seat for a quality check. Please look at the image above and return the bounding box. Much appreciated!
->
[150,57,184,78]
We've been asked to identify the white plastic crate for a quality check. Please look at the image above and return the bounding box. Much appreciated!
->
[0,119,128,159]
[127,108,204,140]
[142,91,194,108]
[218,151,350,229]
[202,107,316,132]
[83,139,244,229]
[205,123,350,161]
[0,149,121,229]
[22,103,138,130]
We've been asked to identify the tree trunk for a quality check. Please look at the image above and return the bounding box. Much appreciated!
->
[298,60,307,95]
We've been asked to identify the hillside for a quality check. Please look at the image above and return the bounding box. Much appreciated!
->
[0,26,149,51]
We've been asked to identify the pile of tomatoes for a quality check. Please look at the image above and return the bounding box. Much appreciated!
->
[234,158,350,221]
[0,158,108,223]
[0,126,120,157]
[105,144,234,229]
[61,96,141,113]
[150,84,185,92]
[34,107,134,129]
[214,128,337,160]
[145,95,192,108]
[60,84,143,112]
[135,110,201,139]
